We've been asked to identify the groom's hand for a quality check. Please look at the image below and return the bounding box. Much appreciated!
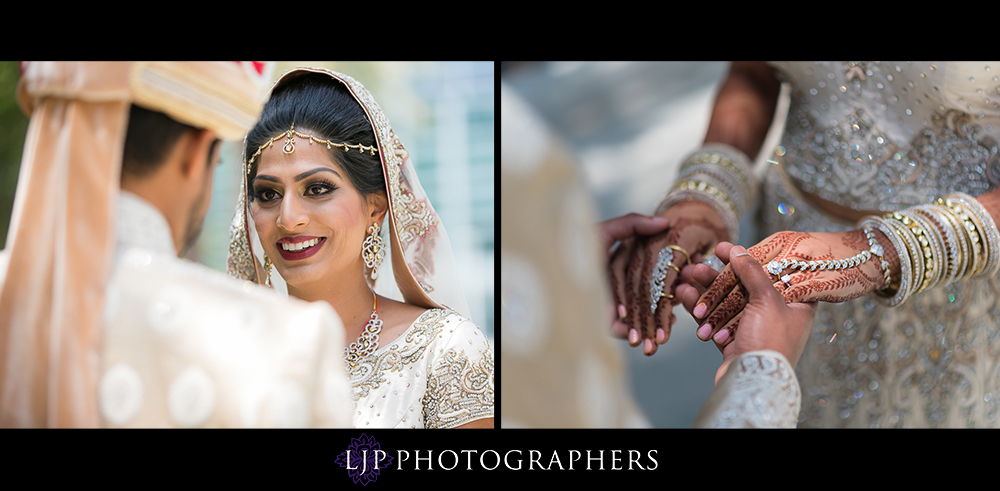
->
[680,244,816,385]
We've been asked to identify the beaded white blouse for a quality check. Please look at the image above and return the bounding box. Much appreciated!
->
[347,308,494,428]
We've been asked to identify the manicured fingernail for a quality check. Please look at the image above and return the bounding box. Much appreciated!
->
[732,246,749,257]
[618,304,627,319]
[697,323,712,340]
[629,329,639,345]
[656,328,666,344]
[694,303,707,318]
[714,329,729,343]
[644,338,654,354]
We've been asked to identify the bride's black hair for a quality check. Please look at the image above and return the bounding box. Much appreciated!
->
[246,73,385,201]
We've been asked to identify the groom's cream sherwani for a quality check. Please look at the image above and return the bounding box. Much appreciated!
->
[1,191,353,427]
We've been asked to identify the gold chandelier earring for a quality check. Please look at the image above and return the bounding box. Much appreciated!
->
[263,252,273,288]
[362,222,385,280]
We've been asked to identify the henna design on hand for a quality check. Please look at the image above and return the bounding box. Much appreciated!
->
[639,235,656,339]
[780,261,882,304]
[669,217,728,246]
[695,232,788,321]
[608,243,625,316]
[703,281,750,342]
[694,230,889,347]
[611,213,730,353]
[624,235,644,335]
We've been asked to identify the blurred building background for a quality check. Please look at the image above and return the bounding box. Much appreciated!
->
[0,61,494,344]
[503,62,784,427]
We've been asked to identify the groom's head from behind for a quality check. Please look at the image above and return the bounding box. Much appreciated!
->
[120,105,221,256]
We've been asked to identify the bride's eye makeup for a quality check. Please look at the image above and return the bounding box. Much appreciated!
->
[252,179,338,204]
[251,185,280,203]
[305,179,338,197]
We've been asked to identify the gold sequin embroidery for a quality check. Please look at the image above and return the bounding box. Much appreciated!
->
[347,309,447,400]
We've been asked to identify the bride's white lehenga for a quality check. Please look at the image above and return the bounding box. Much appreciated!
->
[760,62,1000,427]
[229,68,493,428]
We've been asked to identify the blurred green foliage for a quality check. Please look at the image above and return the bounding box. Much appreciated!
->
[0,61,29,248]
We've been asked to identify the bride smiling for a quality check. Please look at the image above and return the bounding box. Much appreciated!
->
[228,67,494,428]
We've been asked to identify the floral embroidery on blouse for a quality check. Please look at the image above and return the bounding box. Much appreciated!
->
[423,347,494,428]
[346,308,493,428]
[347,309,442,400]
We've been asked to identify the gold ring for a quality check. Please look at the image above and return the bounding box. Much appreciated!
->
[667,245,691,266]
[660,292,675,300]
[667,263,681,275]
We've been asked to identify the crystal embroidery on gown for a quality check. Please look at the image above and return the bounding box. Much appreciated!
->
[760,62,1000,427]
[347,308,494,428]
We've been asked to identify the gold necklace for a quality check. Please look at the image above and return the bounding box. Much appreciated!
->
[344,291,382,370]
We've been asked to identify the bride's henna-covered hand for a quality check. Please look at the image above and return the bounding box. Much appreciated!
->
[598,213,672,340]
[607,201,728,356]
[691,230,900,349]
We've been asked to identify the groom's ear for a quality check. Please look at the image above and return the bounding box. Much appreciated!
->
[179,129,219,180]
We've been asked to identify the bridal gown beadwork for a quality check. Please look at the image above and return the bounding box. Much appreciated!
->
[347,308,494,428]
[760,62,1000,427]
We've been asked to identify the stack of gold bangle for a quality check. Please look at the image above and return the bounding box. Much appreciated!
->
[654,143,759,244]
[858,192,1000,307]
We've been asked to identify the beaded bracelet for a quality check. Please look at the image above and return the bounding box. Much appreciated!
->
[655,144,759,245]
[945,192,1000,278]
[939,197,982,279]
[888,211,940,294]
[887,213,925,297]
[860,216,914,308]
[863,225,891,288]
[915,209,948,291]
[857,191,999,307]
[655,178,741,244]
[680,165,748,211]
[765,248,872,280]
[913,204,961,286]
[931,201,970,283]
[764,225,884,289]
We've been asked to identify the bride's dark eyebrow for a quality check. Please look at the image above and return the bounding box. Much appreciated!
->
[254,167,343,184]
[294,167,342,181]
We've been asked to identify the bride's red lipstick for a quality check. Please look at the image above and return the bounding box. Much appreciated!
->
[277,236,326,261]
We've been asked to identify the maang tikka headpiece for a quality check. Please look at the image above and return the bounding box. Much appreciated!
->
[245,124,379,175]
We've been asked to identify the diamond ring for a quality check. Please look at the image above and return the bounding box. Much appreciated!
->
[702,253,725,272]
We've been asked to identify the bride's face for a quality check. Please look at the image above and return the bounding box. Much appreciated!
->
[251,136,373,289]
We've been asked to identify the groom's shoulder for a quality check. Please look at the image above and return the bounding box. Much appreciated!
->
[110,248,332,318]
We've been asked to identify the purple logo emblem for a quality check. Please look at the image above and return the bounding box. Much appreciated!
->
[336,434,394,485]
